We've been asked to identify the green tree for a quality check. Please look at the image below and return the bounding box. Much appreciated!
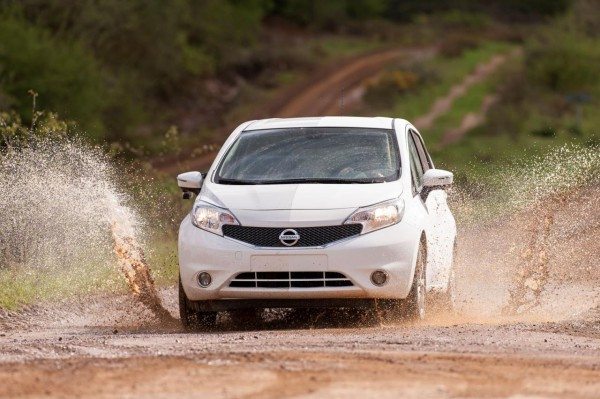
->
[0,12,107,139]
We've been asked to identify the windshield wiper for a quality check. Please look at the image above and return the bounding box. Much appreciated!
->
[258,178,372,184]
[219,178,388,185]
[218,171,399,185]
[216,178,261,185]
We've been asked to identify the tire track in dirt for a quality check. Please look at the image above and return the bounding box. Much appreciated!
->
[434,48,522,147]
[1,349,599,398]
[413,48,520,132]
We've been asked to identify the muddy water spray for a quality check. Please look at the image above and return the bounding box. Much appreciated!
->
[0,137,174,323]
[450,145,600,318]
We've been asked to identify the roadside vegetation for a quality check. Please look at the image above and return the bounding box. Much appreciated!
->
[1,0,569,151]
[363,41,514,127]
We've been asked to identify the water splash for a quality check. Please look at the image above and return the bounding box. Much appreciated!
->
[0,137,174,323]
[504,193,564,313]
[450,144,600,319]
[108,194,175,323]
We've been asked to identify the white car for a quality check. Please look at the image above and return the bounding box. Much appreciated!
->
[177,116,456,329]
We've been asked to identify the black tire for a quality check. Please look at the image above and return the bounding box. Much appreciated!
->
[178,276,217,331]
[401,243,427,321]
[431,240,458,315]
[228,308,262,330]
[375,243,427,323]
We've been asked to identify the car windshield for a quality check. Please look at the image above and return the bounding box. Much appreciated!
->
[215,127,400,184]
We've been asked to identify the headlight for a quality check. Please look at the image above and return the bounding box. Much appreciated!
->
[344,199,404,234]
[191,202,239,235]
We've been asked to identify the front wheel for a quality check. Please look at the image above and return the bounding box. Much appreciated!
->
[429,241,457,315]
[377,243,427,323]
[428,270,456,315]
[401,243,427,321]
[179,276,217,331]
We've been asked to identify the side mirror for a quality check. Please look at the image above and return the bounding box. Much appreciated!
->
[421,169,453,200]
[177,171,204,199]
[423,169,453,188]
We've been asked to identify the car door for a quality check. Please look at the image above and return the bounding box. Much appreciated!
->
[408,129,456,292]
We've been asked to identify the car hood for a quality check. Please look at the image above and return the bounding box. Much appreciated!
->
[200,181,402,211]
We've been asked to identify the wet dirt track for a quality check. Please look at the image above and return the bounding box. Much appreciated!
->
[1,326,599,398]
[1,290,599,398]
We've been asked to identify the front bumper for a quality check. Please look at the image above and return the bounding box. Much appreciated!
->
[178,215,421,303]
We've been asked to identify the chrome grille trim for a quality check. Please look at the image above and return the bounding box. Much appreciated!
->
[228,271,354,288]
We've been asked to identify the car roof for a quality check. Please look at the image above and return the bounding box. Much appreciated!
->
[244,116,402,131]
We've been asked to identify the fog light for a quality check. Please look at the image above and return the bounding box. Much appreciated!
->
[370,270,388,286]
[198,272,212,288]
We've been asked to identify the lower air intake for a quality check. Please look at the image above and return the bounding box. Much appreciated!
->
[228,271,354,288]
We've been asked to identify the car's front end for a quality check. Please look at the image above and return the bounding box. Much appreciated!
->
[179,196,423,311]
[178,119,425,314]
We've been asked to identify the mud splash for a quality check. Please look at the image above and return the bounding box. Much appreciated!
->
[109,207,176,324]
[503,193,566,314]
[451,145,600,319]
[0,137,174,323]
[104,195,177,324]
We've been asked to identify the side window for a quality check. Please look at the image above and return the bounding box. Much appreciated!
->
[408,133,424,191]
[410,130,432,172]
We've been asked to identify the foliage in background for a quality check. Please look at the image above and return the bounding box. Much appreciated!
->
[0,108,72,148]
[0,12,107,139]
[434,0,599,185]
[0,0,578,148]
[483,0,599,142]
[2,0,598,310]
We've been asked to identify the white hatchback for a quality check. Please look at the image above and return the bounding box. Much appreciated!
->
[177,117,456,329]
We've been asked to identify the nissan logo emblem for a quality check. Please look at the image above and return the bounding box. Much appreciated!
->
[279,229,300,246]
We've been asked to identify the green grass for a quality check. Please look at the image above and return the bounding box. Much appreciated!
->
[310,35,388,58]
[0,261,124,311]
[145,235,179,286]
[427,79,497,146]
[372,41,514,123]
[0,234,179,311]
[361,40,530,178]
[437,122,599,182]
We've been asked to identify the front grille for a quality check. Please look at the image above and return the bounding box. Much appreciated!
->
[222,224,362,247]
[229,271,354,288]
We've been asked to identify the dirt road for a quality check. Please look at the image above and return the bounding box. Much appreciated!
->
[1,184,599,398]
[1,292,599,398]
[1,314,599,398]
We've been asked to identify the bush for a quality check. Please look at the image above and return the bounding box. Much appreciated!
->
[531,126,556,138]
[0,109,74,149]
[271,0,385,30]
[0,13,107,139]
[364,68,430,108]
[439,34,480,58]
[435,10,491,30]
[526,27,600,93]
[571,0,600,37]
